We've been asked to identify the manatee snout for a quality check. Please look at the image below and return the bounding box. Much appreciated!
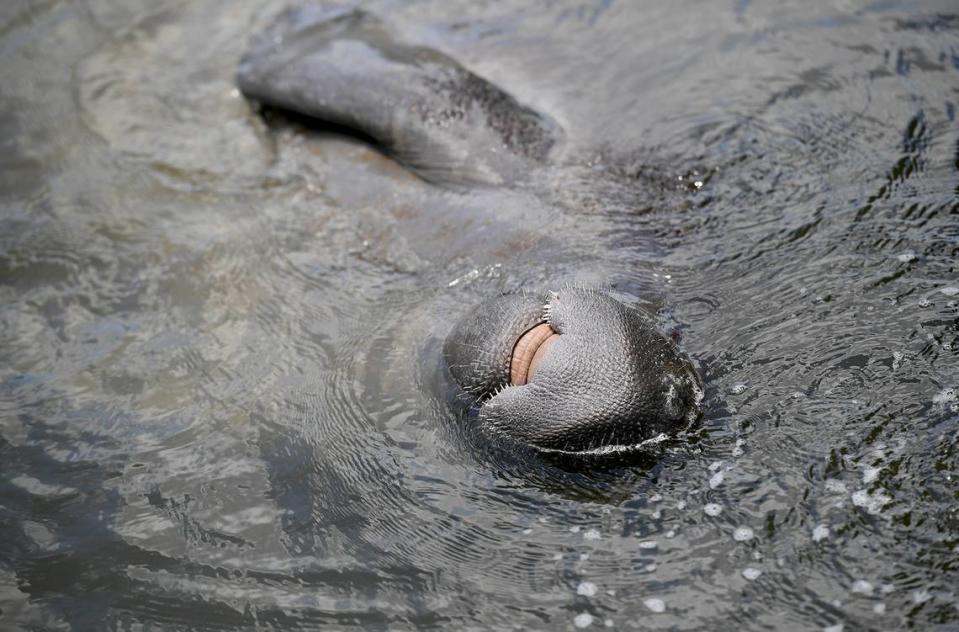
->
[443,288,703,456]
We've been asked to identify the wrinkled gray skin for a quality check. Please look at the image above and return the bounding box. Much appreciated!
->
[238,5,703,457]
[443,288,702,455]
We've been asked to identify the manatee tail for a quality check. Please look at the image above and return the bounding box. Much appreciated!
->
[236,5,561,186]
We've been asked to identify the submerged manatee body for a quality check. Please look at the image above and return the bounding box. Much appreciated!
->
[238,5,703,458]
[238,5,560,186]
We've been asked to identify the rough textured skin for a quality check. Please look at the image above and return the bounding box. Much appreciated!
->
[443,293,545,402]
[444,288,702,455]
[237,5,560,186]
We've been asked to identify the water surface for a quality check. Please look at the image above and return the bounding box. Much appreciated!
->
[1,0,958,629]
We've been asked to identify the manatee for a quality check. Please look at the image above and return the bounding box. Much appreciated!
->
[237,5,703,458]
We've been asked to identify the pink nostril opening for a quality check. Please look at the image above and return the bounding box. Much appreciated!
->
[510,323,559,385]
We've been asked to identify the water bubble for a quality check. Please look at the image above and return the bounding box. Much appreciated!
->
[918,297,931,308]
[652,510,662,519]
[604,619,614,628]
[650,493,663,503]
[912,589,931,604]
[583,529,601,540]
[823,625,843,632]
[733,526,754,542]
[896,252,917,263]
[704,503,723,516]
[638,540,658,550]
[574,613,594,628]
[873,603,886,614]
[731,382,748,394]
[825,479,847,494]
[644,563,657,572]
[577,581,597,597]
[940,286,959,296]
[851,580,873,595]
[677,500,687,510]
[862,467,880,484]
[742,567,762,580]
[880,583,895,594]
[644,598,666,613]
[812,524,830,542]
[709,460,724,471]
[570,526,581,533]
[892,351,904,370]
[709,471,725,489]
[522,528,532,535]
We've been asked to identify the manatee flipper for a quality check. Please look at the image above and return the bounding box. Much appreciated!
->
[237,5,561,186]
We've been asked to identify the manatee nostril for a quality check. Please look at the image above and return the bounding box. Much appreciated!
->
[509,323,559,386]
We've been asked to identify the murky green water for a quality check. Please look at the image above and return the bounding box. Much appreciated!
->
[2,0,957,629]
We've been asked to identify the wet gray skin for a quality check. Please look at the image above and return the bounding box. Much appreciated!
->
[237,4,560,186]
[443,288,703,455]
[238,5,703,457]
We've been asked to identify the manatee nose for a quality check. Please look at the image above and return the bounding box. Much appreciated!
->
[509,323,559,385]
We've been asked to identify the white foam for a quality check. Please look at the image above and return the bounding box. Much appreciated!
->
[583,529,601,541]
[742,567,762,580]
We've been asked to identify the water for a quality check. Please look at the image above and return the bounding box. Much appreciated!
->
[2,0,957,629]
